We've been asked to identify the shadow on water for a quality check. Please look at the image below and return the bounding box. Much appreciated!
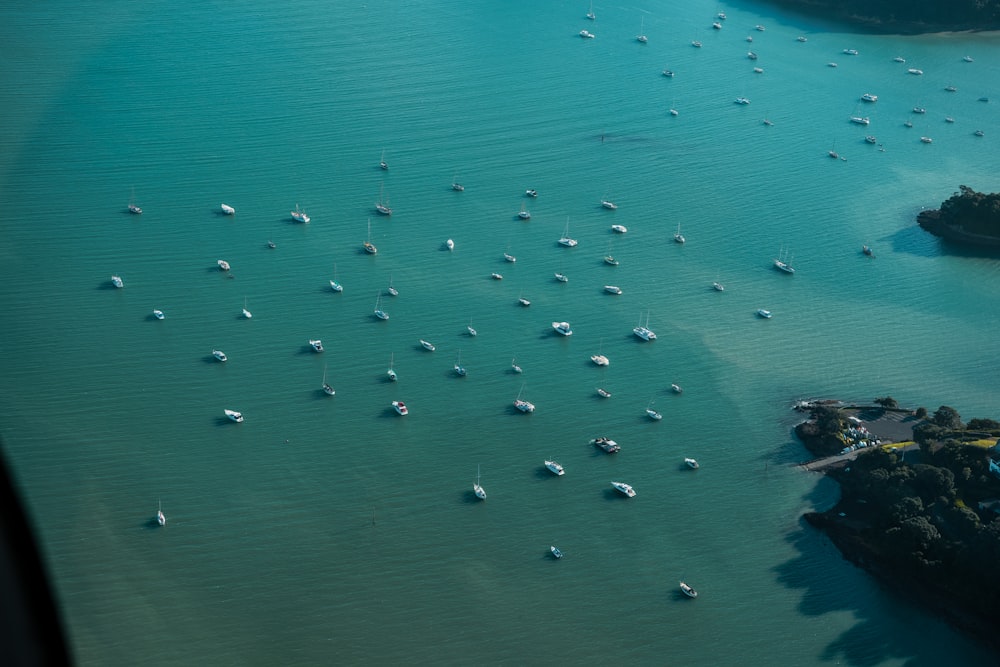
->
[774,474,997,666]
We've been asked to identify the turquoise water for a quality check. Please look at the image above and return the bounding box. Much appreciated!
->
[2,1,999,665]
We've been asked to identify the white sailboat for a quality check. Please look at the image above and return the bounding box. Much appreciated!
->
[379,149,388,170]
[374,293,389,320]
[636,17,647,43]
[633,311,656,341]
[514,384,535,413]
[646,399,663,420]
[773,247,795,274]
[454,349,467,376]
[591,338,609,366]
[156,500,165,526]
[511,357,523,374]
[242,297,252,319]
[467,319,477,337]
[322,364,335,396]
[128,187,142,215]
[330,264,343,292]
[364,218,377,255]
[387,274,398,296]
[375,184,392,216]
[387,353,397,382]
[291,203,310,223]
[558,218,578,247]
[586,0,595,20]
[674,223,686,244]
[473,465,486,500]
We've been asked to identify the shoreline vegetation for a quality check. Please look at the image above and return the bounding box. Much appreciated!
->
[918,186,1000,248]
[760,0,1000,33]
[794,399,1000,653]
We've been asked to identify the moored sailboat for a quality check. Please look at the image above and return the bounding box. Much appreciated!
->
[322,364,335,396]
[473,465,486,500]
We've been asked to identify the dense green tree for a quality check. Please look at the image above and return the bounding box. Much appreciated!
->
[912,464,956,503]
[967,418,1000,431]
[932,406,964,429]
[874,396,899,409]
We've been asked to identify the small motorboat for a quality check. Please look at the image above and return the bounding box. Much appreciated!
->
[680,581,698,598]
[153,310,165,320]
[504,252,517,263]
[611,481,636,497]
[420,339,436,351]
[518,296,531,307]
[525,189,538,198]
[592,437,619,453]
[611,224,628,234]
[713,282,725,292]
[111,275,124,288]
[212,349,227,362]
[392,400,408,416]
[309,339,324,352]
[646,408,663,421]
[224,409,243,423]
[757,309,773,319]
[551,321,573,336]
[550,546,563,559]
[671,384,683,394]
[600,199,617,210]
[446,239,455,251]
[604,285,622,295]
[579,30,595,39]
[491,272,503,280]
[221,203,235,215]
[685,458,699,469]
[218,259,231,271]
[554,273,569,283]
[545,460,565,476]
[596,388,611,398]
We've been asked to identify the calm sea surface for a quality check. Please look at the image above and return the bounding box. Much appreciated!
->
[2,1,999,665]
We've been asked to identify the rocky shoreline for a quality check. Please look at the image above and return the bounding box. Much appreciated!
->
[918,209,1000,248]
[795,400,1000,654]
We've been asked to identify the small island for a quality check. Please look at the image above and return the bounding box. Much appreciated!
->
[796,399,1000,652]
[918,186,1000,248]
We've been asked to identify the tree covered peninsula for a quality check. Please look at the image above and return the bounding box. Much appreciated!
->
[797,401,1000,652]
[761,0,1000,32]
[918,186,1000,247]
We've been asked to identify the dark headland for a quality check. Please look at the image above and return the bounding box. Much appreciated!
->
[918,186,1000,248]
[795,399,1000,653]
[759,0,1000,33]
